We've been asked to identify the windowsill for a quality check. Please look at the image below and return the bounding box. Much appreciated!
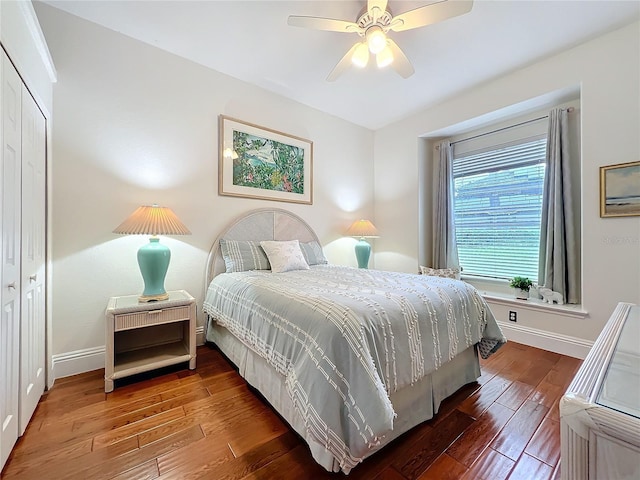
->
[460,274,588,319]
[480,290,589,319]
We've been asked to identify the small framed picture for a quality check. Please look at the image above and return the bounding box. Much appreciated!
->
[600,161,640,217]
[218,116,313,205]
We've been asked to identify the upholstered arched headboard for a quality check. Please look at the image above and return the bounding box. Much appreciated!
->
[204,208,321,289]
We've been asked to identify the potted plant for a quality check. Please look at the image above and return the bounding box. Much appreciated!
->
[510,276,533,300]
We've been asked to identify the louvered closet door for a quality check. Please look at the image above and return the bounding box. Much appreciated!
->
[19,83,46,434]
[0,51,22,469]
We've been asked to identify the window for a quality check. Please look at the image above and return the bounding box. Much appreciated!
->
[452,137,547,280]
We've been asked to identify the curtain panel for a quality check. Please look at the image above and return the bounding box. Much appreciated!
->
[432,140,460,270]
[539,108,580,304]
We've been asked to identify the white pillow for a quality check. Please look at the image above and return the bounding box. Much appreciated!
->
[260,240,310,273]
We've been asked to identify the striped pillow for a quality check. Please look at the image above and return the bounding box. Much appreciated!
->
[299,241,328,266]
[220,239,270,273]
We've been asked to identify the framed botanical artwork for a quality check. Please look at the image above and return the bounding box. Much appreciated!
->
[218,115,313,204]
[600,161,640,217]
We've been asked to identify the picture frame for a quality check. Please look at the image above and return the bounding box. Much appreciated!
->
[219,115,313,205]
[600,161,640,217]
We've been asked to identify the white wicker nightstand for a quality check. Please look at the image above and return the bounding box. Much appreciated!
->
[105,290,196,393]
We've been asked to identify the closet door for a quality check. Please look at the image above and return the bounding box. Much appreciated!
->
[0,52,22,469]
[20,84,46,434]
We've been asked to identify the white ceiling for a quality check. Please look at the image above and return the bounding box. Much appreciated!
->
[42,0,639,130]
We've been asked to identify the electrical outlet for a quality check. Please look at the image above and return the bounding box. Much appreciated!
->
[509,311,517,322]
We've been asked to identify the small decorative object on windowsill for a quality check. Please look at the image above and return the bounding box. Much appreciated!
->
[509,276,533,300]
[346,219,379,269]
[539,287,564,305]
[114,204,191,303]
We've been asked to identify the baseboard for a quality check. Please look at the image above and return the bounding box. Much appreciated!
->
[52,346,105,380]
[51,323,590,381]
[497,320,593,359]
[196,325,205,345]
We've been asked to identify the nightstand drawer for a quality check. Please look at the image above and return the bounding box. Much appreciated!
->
[114,305,191,331]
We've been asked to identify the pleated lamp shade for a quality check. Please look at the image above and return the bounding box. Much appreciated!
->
[113,205,191,236]
[114,205,190,302]
[345,219,379,269]
[345,219,379,238]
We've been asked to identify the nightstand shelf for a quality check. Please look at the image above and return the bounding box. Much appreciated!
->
[114,341,192,378]
[105,290,196,392]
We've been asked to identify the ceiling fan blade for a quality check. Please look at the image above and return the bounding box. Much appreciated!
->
[390,0,473,32]
[387,39,415,78]
[368,0,388,15]
[327,43,361,82]
[288,15,361,33]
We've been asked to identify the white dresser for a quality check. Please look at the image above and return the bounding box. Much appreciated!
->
[560,302,640,479]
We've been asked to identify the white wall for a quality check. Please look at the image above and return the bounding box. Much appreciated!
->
[34,3,374,377]
[374,21,640,352]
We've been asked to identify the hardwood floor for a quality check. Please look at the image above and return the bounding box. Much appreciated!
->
[0,341,581,480]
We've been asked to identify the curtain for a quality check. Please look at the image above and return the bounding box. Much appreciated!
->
[432,140,460,269]
[539,108,579,304]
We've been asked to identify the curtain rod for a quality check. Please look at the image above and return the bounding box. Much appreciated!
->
[436,107,574,148]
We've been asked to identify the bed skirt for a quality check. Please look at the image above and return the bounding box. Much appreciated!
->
[207,321,481,474]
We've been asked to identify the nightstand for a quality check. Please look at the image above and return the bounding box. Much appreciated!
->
[105,290,196,393]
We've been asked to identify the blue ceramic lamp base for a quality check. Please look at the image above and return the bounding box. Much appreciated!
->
[354,238,371,269]
[138,237,170,302]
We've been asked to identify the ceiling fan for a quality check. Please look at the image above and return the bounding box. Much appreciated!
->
[288,0,473,81]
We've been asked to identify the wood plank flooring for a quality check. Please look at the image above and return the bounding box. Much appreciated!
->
[0,341,581,480]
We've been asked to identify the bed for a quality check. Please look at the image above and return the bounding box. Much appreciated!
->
[203,208,506,474]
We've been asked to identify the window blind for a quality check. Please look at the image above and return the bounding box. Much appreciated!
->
[453,137,547,280]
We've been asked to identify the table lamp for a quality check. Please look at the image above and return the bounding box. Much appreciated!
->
[346,219,379,269]
[113,204,191,302]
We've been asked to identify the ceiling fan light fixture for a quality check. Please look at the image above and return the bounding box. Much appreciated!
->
[376,45,393,68]
[351,42,370,68]
[289,0,474,81]
[366,26,387,54]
